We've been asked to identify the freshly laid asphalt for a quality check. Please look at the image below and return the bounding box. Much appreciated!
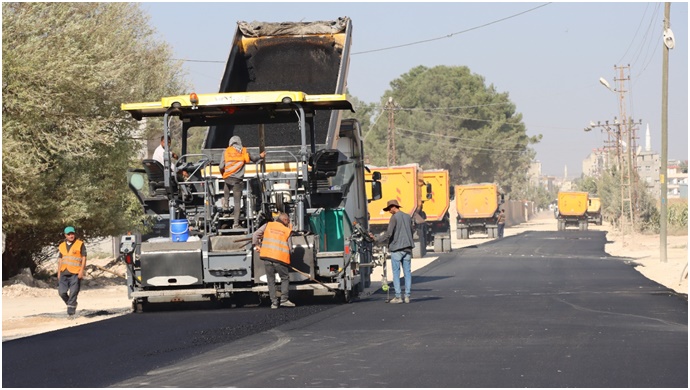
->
[3,230,687,388]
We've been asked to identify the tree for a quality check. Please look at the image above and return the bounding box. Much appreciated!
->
[2,3,188,278]
[362,65,540,194]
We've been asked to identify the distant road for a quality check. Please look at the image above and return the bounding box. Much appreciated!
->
[3,230,687,388]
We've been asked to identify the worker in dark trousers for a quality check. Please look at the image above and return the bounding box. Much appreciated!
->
[219,136,265,229]
[57,226,87,316]
[252,212,296,309]
[497,209,506,238]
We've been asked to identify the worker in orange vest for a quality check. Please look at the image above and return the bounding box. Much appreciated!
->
[252,212,296,309]
[57,226,87,316]
[219,136,265,229]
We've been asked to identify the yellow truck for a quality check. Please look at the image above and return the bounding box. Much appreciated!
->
[556,191,589,231]
[455,183,504,239]
[587,197,603,225]
[421,169,452,252]
[365,164,430,258]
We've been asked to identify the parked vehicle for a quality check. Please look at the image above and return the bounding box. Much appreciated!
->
[455,183,504,239]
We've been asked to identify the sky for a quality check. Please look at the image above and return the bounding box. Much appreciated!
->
[143,2,688,178]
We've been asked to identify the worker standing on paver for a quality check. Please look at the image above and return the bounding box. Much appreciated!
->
[57,226,87,316]
[220,135,265,229]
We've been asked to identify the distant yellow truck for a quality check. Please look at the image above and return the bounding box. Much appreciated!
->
[587,197,603,225]
[365,164,430,258]
[557,191,589,230]
[455,183,504,239]
[421,169,452,253]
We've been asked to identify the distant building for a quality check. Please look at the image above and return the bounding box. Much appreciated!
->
[667,160,688,199]
[635,123,661,198]
[636,150,661,198]
[582,147,613,178]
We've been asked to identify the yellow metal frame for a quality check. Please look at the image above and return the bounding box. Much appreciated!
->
[121,91,352,119]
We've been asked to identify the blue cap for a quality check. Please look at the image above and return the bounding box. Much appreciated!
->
[64,226,76,234]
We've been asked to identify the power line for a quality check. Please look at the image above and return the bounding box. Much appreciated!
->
[351,3,552,55]
[171,3,552,63]
[616,2,653,65]
[396,126,529,153]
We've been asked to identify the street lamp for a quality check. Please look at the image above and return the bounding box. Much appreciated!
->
[599,77,613,92]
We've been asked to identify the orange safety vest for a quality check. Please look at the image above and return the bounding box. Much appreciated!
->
[58,239,85,274]
[259,221,292,265]
[222,146,250,179]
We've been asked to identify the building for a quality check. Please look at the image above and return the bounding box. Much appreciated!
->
[635,124,661,198]
[667,160,688,199]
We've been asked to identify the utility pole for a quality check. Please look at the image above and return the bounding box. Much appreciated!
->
[613,65,637,233]
[660,2,672,263]
[386,97,397,167]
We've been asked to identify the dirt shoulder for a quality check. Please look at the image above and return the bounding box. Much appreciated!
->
[2,213,687,342]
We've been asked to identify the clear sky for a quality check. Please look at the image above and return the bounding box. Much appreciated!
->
[143,2,688,178]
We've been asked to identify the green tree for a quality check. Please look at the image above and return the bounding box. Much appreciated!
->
[2,3,188,278]
[363,65,540,194]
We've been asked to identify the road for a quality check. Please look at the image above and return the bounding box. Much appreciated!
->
[2,229,687,387]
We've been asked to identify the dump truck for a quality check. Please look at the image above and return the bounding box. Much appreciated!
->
[455,183,504,239]
[119,18,385,311]
[365,164,430,258]
[556,191,589,231]
[587,196,603,226]
[421,169,452,253]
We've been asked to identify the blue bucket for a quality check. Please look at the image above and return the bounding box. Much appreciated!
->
[170,219,189,242]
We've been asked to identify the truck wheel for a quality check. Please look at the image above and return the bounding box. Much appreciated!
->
[413,234,427,258]
[434,239,443,253]
[442,237,452,252]
[134,299,149,313]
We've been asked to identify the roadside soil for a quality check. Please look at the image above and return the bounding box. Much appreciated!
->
[2,212,687,342]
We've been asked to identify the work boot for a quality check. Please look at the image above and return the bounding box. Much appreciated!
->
[67,304,77,316]
[280,299,296,308]
[389,297,403,304]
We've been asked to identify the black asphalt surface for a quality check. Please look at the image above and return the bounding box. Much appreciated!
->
[3,230,687,388]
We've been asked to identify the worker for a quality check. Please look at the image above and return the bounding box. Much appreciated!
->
[152,135,178,168]
[252,212,296,309]
[370,199,415,304]
[57,226,87,316]
[497,209,506,238]
[219,135,265,229]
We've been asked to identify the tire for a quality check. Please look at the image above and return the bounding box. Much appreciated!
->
[434,239,443,253]
[442,237,452,252]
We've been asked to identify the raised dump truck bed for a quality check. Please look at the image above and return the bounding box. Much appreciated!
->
[205,17,353,153]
